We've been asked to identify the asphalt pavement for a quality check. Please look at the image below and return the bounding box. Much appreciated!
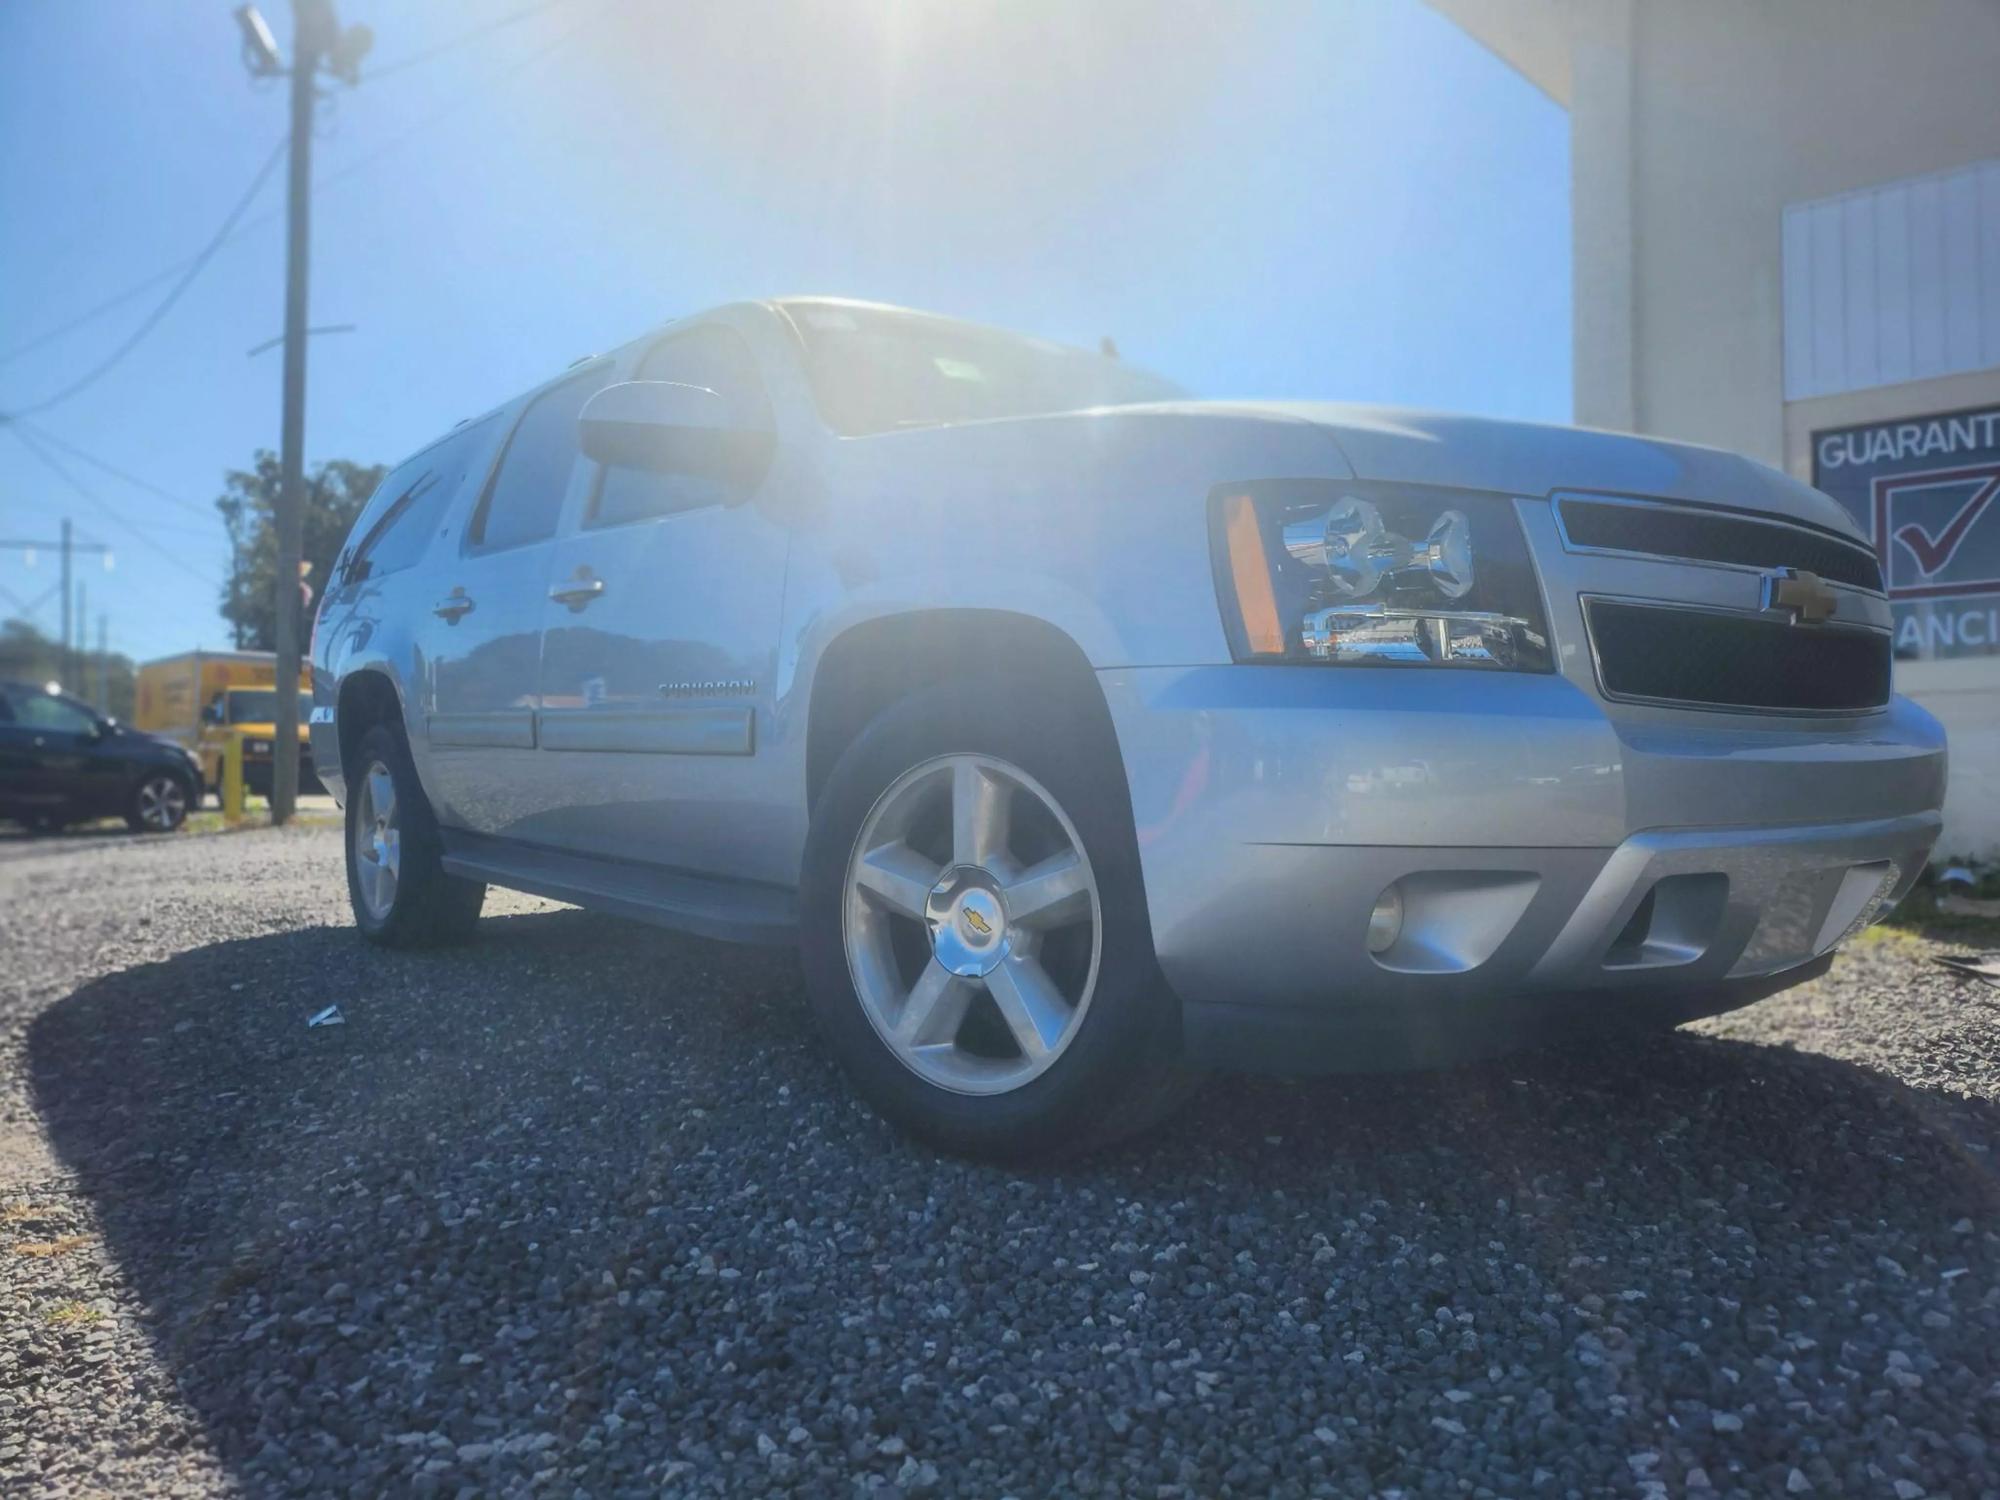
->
[1,824,1995,1497]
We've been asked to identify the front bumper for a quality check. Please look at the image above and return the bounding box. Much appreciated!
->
[1100,666,1946,1071]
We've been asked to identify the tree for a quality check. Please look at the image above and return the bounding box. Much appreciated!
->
[0,619,136,721]
[216,451,385,650]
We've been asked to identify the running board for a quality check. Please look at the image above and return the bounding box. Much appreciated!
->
[439,829,797,947]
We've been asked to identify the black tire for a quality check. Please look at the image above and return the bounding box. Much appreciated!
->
[345,721,485,947]
[800,683,1198,1160]
[124,771,192,833]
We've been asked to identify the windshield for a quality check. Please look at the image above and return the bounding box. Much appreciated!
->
[227,690,311,725]
[784,301,1186,437]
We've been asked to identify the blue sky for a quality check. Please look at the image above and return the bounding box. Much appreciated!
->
[0,0,1569,666]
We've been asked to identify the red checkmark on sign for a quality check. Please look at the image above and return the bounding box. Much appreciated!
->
[1893,475,1999,576]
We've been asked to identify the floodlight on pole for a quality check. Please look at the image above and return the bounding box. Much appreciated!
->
[234,6,284,76]
[328,22,375,85]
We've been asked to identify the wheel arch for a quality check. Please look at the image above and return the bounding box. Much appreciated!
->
[336,668,404,780]
[804,608,1129,820]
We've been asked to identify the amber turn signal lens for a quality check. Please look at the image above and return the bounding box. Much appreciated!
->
[1222,493,1286,657]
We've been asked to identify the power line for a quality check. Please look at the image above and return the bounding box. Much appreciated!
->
[0,265,181,374]
[0,1,601,376]
[314,3,609,195]
[7,418,215,525]
[0,0,616,592]
[0,137,289,420]
[364,0,575,81]
[0,515,208,629]
[7,423,221,587]
[0,579,62,626]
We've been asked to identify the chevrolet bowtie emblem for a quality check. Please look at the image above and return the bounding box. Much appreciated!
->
[1762,567,1838,625]
[963,908,993,936]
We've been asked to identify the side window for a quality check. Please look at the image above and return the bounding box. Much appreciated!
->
[589,325,774,529]
[345,417,501,583]
[0,692,14,724]
[15,691,96,734]
[469,366,611,552]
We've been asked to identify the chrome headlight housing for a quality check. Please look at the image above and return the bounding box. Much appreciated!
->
[1210,481,1552,671]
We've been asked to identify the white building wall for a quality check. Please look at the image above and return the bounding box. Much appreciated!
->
[1616,0,2000,468]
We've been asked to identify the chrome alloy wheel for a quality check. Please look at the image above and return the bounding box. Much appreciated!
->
[842,754,1102,1096]
[352,760,401,921]
[135,774,187,831]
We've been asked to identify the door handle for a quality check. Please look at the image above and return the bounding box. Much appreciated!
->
[433,590,475,622]
[548,573,606,608]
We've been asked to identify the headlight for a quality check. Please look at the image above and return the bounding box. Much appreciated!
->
[1210,482,1552,670]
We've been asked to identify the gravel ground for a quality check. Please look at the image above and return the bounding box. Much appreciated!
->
[1,825,1996,1498]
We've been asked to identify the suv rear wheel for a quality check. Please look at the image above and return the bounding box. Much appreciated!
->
[345,721,485,946]
[801,684,1197,1159]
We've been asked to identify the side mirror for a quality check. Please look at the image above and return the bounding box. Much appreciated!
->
[201,704,223,726]
[577,381,775,489]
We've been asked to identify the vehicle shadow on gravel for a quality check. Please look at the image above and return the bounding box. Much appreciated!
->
[27,909,2000,1497]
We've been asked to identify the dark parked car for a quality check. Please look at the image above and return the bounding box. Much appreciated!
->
[0,679,201,834]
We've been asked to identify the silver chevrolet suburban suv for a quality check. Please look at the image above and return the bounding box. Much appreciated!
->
[313,298,1947,1157]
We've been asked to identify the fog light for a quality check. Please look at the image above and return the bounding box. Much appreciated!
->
[1366,884,1404,954]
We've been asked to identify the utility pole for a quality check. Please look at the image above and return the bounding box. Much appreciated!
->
[0,528,113,690]
[59,517,72,689]
[97,615,109,712]
[270,2,319,825]
[75,578,86,701]
[234,3,369,823]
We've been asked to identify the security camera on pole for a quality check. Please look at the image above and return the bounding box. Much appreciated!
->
[234,2,371,824]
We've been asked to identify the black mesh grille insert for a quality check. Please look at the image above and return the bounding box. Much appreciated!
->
[1586,600,1890,713]
[1559,498,1883,592]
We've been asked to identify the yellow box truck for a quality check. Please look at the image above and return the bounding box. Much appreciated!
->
[133,650,316,801]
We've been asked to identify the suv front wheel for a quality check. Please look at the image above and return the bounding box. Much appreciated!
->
[345,722,485,946]
[801,684,1196,1159]
[126,771,191,833]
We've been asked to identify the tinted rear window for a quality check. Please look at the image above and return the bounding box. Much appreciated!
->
[344,416,502,582]
[471,367,611,551]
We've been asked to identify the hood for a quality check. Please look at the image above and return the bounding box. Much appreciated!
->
[133,730,198,762]
[1166,401,1864,542]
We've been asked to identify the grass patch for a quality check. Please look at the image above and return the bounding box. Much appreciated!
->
[184,806,341,836]
[11,1234,90,1258]
[43,1300,102,1327]
[1851,924,1925,950]
[1876,895,2000,945]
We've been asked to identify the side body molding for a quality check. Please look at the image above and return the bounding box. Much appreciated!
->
[427,711,536,750]
[534,706,754,756]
